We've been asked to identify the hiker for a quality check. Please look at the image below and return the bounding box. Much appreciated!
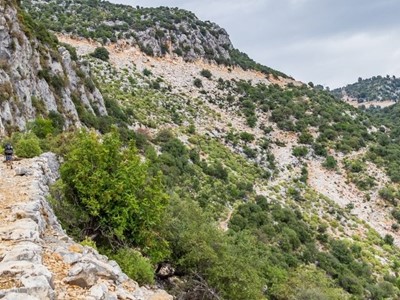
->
[4,143,13,169]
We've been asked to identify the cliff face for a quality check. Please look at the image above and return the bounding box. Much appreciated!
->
[0,0,107,135]
[0,153,172,300]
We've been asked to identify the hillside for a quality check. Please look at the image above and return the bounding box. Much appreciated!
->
[1,0,400,299]
[22,0,288,78]
[332,75,400,108]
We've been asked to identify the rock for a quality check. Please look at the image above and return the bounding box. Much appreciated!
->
[64,271,97,288]
[15,167,31,176]
[0,219,40,242]
[1,292,40,300]
[1,242,42,263]
[90,283,108,299]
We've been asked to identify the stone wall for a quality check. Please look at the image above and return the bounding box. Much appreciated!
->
[0,153,172,300]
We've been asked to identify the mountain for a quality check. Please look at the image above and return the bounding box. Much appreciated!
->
[1,0,400,299]
[332,75,400,108]
[22,0,288,78]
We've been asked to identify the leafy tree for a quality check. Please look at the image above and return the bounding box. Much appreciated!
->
[59,129,169,261]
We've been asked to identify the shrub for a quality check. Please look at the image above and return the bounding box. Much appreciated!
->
[110,248,155,285]
[90,47,110,61]
[60,130,169,261]
[15,133,42,158]
[239,132,254,143]
[143,68,152,76]
[292,146,308,157]
[384,234,394,245]
[193,78,203,88]
[200,69,212,79]
[30,118,55,139]
[323,156,337,170]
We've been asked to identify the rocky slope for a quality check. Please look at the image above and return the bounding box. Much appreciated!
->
[0,0,106,135]
[0,153,172,300]
[22,0,287,78]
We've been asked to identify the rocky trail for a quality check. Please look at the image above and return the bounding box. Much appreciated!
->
[0,154,171,300]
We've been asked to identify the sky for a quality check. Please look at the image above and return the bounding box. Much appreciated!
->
[108,0,400,88]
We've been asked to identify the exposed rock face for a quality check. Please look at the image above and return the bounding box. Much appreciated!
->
[0,0,107,135]
[0,153,172,300]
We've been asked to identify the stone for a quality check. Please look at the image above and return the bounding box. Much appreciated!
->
[89,283,108,299]
[64,271,97,288]
[0,219,40,242]
[1,242,42,263]
[2,292,40,300]
[15,167,31,176]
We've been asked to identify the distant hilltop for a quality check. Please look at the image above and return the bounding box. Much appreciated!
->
[332,75,400,108]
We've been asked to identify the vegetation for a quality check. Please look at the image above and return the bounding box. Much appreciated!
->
[332,75,400,102]
[90,47,110,61]
[22,0,287,77]
[10,2,400,299]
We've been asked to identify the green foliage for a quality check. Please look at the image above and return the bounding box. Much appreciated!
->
[109,248,155,285]
[163,197,266,300]
[59,129,169,261]
[200,69,212,79]
[332,75,400,102]
[239,131,255,143]
[14,132,42,158]
[30,118,55,138]
[142,68,152,77]
[272,265,349,300]
[292,146,308,157]
[193,78,202,88]
[91,47,110,61]
[323,156,337,170]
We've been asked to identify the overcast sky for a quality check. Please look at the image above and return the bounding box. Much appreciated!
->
[109,0,400,88]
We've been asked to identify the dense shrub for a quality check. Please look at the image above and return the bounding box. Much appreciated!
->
[90,47,110,61]
[110,248,155,285]
[200,69,212,79]
[14,133,42,158]
[58,129,169,261]
[193,78,202,88]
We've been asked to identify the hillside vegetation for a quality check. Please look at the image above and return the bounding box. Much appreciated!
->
[3,0,400,299]
[333,75,400,103]
[22,0,287,78]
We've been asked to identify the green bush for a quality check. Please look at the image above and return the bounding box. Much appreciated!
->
[30,118,55,139]
[15,133,42,158]
[200,69,212,79]
[292,146,308,157]
[193,78,203,88]
[323,156,337,170]
[110,248,155,285]
[60,129,169,261]
[90,47,110,61]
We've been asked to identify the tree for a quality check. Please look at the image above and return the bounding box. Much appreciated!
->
[91,47,110,61]
[59,129,169,261]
